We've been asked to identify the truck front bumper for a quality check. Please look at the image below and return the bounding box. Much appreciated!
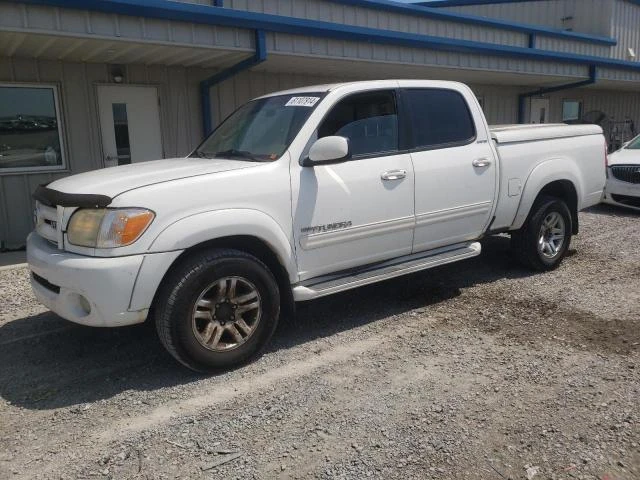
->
[27,233,149,327]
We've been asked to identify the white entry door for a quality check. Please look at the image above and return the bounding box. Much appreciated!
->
[530,98,550,124]
[97,85,163,167]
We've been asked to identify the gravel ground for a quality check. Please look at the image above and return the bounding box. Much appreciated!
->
[0,204,638,480]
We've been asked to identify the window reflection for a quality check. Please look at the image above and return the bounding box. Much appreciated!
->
[0,86,64,170]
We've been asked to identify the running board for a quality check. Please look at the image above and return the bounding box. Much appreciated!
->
[292,242,481,301]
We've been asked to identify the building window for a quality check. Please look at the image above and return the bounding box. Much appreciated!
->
[0,84,66,172]
[562,100,582,122]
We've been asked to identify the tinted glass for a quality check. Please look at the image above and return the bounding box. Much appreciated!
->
[195,94,323,161]
[318,90,398,157]
[0,86,63,169]
[112,103,131,165]
[404,89,475,149]
[625,135,640,150]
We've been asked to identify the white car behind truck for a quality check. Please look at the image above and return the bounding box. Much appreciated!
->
[27,80,606,371]
[602,133,640,211]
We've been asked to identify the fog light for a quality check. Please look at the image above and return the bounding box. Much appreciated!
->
[78,295,92,315]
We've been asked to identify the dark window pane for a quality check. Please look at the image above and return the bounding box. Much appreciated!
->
[0,86,63,170]
[112,103,131,165]
[562,100,581,121]
[318,90,398,157]
[404,89,475,149]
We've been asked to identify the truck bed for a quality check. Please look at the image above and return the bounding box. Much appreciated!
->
[490,123,603,144]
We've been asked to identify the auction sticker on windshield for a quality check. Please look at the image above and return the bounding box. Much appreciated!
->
[285,96,320,107]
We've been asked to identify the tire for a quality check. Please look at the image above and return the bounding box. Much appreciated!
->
[511,195,572,271]
[155,248,280,372]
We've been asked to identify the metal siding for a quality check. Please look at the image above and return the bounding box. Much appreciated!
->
[611,0,640,61]
[227,0,530,48]
[546,87,640,133]
[266,31,586,78]
[445,0,613,36]
[0,2,253,51]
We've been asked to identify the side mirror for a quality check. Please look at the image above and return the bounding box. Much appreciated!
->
[301,136,350,167]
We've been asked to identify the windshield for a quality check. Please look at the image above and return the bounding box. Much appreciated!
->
[624,135,640,150]
[193,93,324,161]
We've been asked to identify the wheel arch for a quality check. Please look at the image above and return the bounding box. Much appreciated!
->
[512,159,582,235]
[154,234,296,322]
[130,209,298,319]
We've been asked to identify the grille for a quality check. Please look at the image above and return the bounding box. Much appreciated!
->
[611,165,640,184]
[35,201,60,246]
[32,272,60,294]
[611,194,640,208]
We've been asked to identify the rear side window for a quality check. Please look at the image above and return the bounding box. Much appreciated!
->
[403,89,476,150]
[318,90,398,157]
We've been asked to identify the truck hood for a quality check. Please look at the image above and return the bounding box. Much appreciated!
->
[608,148,640,166]
[47,157,258,199]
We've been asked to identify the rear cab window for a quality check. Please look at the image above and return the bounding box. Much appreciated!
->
[402,88,476,151]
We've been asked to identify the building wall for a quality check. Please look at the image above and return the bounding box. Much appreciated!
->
[610,0,640,62]
[0,56,214,249]
[223,0,611,58]
[442,0,614,36]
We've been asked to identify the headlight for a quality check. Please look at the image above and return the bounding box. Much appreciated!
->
[67,208,155,248]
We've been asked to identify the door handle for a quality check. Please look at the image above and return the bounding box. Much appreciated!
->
[381,169,407,181]
[472,158,492,168]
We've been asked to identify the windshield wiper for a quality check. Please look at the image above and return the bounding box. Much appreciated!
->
[213,149,266,162]
[193,150,214,159]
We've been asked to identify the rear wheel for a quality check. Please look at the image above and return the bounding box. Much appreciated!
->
[155,248,280,372]
[511,196,572,271]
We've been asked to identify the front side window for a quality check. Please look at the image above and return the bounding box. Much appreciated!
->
[0,85,65,171]
[195,93,324,161]
[318,90,398,157]
[404,89,476,150]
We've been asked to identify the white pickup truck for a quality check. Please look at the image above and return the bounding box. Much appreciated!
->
[28,80,606,371]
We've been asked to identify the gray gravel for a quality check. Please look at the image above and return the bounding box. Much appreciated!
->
[0,204,638,479]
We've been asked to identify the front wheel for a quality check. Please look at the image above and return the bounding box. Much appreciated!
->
[155,248,280,372]
[511,196,572,271]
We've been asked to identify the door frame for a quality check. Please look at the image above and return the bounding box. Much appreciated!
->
[93,83,165,167]
[530,97,550,124]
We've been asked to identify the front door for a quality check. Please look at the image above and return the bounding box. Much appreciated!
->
[291,89,415,280]
[97,85,163,167]
[530,98,550,124]
[401,87,497,253]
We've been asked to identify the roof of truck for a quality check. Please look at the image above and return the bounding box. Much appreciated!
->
[256,80,468,99]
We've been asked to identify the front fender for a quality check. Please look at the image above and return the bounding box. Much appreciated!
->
[512,158,582,230]
[149,208,298,282]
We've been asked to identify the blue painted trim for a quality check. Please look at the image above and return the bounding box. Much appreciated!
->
[201,30,267,135]
[517,65,597,123]
[16,0,640,73]
[417,0,548,7]
[424,0,640,6]
[328,0,616,46]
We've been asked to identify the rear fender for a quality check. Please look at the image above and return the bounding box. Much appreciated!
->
[512,158,582,230]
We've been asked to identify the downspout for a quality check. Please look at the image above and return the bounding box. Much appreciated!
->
[518,64,597,124]
[200,29,267,136]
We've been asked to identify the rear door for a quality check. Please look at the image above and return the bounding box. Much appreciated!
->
[290,89,415,280]
[401,86,497,252]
